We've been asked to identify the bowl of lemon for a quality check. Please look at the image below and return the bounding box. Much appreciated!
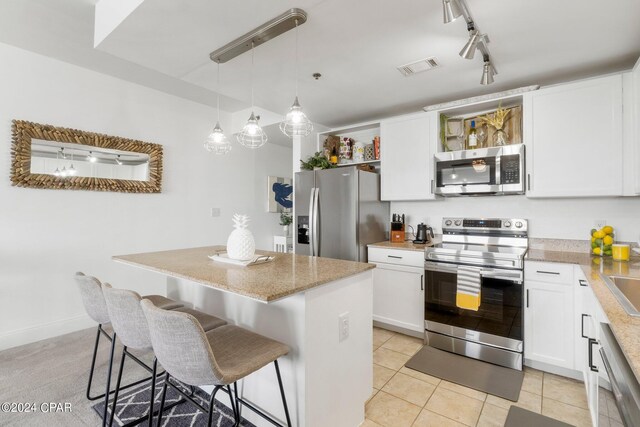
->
[591,225,614,257]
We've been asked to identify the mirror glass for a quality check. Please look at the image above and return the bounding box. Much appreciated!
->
[30,139,150,181]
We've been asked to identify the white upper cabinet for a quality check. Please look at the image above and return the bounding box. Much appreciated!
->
[380,112,437,201]
[524,74,623,197]
[634,57,640,194]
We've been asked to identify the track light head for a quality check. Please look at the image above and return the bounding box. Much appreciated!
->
[443,0,462,23]
[480,61,495,85]
[459,31,480,60]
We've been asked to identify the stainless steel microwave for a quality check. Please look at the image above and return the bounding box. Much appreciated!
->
[434,144,525,196]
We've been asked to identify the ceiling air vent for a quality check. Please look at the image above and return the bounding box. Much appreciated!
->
[397,57,440,77]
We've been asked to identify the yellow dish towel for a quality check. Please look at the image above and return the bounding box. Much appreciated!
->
[456,265,482,311]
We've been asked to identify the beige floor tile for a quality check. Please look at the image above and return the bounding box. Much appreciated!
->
[412,409,466,427]
[610,418,624,427]
[373,344,379,352]
[361,419,384,427]
[598,389,610,417]
[543,373,589,409]
[373,347,411,371]
[542,397,592,427]
[373,364,396,389]
[605,391,623,423]
[523,366,544,378]
[598,415,611,427]
[476,403,509,427]
[425,387,483,426]
[373,327,396,347]
[485,389,542,413]
[381,334,424,356]
[369,387,379,401]
[521,369,543,395]
[438,380,487,401]
[381,372,437,407]
[398,366,442,386]
[365,391,421,427]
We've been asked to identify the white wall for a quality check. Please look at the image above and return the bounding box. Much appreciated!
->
[0,42,292,350]
[392,196,640,243]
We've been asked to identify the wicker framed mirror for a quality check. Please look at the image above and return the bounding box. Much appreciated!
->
[11,120,163,193]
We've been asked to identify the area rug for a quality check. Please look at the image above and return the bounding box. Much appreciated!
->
[505,406,573,427]
[92,377,255,427]
[405,345,524,401]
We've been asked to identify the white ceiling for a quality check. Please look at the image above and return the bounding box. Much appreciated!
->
[2,0,640,128]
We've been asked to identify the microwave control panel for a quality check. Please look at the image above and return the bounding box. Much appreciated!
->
[500,155,520,184]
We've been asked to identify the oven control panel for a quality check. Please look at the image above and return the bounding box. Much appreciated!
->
[443,217,528,232]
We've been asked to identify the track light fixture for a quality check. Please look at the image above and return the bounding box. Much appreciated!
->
[459,31,480,60]
[442,0,462,23]
[481,60,495,85]
[442,0,498,85]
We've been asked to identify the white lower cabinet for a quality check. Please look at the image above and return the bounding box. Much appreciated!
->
[370,247,424,333]
[524,276,575,369]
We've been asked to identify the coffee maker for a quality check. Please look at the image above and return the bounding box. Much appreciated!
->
[413,223,434,245]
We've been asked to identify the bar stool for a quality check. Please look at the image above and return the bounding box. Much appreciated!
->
[102,283,227,427]
[74,272,183,425]
[140,299,292,427]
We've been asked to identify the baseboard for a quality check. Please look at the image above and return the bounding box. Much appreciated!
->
[373,319,424,339]
[524,358,583,381]
[0,314,95,351]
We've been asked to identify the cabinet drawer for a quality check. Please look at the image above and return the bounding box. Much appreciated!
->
[368,247,424,268]
[525,261,574,284]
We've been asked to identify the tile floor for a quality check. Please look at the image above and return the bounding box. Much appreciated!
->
[365,327,621,427]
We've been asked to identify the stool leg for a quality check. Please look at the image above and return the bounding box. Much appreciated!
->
[274,360,292,427]
[207,386,221,427]
[108,346,127,427]
[226,385,239,426]
[147,357,158,427]
[101,331,117,427]
[233,382,242,419]
[86,325,102,400]
[156,372,169,427]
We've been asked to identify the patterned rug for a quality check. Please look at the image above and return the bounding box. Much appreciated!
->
[92,377,255,427]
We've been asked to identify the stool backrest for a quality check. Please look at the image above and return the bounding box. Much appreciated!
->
[74,272,110,325]
[102,283,152,350]
[140,299,223,386]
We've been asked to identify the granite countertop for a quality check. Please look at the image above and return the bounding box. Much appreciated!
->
[368,241,433,252]
[113,246,375,303]
[527,249,640,382]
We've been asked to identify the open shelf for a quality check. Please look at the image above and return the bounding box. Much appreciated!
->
[333,159,380,168]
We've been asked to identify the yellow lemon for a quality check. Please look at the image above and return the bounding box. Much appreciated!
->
[603,235,614,245]
[593,247,602,255]
[602,225,614,235]
[591,236,597,243]
[593,230,605,239]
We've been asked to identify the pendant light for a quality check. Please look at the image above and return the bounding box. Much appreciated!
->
[204,61,232,154]
[280,19,313,138]
[480,59,494,85]
[237,42,268,149]
[53,149,61,177]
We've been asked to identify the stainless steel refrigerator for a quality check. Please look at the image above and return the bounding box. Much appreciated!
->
[294,167,389,262]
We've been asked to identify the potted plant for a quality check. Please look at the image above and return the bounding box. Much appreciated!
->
[300,152,335,170]
[280,212,293,236]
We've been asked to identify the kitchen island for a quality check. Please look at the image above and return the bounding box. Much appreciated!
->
[113,246,375,427]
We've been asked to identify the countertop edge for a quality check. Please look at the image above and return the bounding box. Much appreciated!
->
[113,255,376,303]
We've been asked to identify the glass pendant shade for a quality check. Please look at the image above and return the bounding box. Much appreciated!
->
[237,112,267,149]
[68,164,77,175]
[280,97,313,137]
[204,121,232,154]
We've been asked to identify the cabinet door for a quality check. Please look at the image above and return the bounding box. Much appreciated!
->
[634,57,640,194]
[380,112,436,201]
[525,74,623,197]
[372,263,424,333]
[524,280,574,369]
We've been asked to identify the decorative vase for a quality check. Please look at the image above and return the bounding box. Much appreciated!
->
[227,214,256,260]
[283,225,289,237]
[493,128,508,146]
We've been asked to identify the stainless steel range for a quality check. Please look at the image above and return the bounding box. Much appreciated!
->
[424,217,528,370]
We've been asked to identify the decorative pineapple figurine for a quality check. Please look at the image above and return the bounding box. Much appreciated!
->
[227,214,256,260]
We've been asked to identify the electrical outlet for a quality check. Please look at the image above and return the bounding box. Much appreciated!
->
[594,219,606,229]
[211,208,221,217]
[338,312,349,342]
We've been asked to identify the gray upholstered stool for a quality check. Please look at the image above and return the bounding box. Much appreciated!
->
[140,299,292,427]
[74,272,183,426]
[102,283,227,427]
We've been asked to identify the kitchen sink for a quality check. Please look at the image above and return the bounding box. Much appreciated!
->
[602,275,640,317]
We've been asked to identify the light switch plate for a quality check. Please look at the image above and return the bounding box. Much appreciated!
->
[211,208,221,217]
[594,219,606,229]
[338,312,349,342]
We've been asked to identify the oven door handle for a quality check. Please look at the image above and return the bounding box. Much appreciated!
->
[424,261,523,283]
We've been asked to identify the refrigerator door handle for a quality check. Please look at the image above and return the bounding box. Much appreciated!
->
[313,187,320,256]
[308,187,316,256]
